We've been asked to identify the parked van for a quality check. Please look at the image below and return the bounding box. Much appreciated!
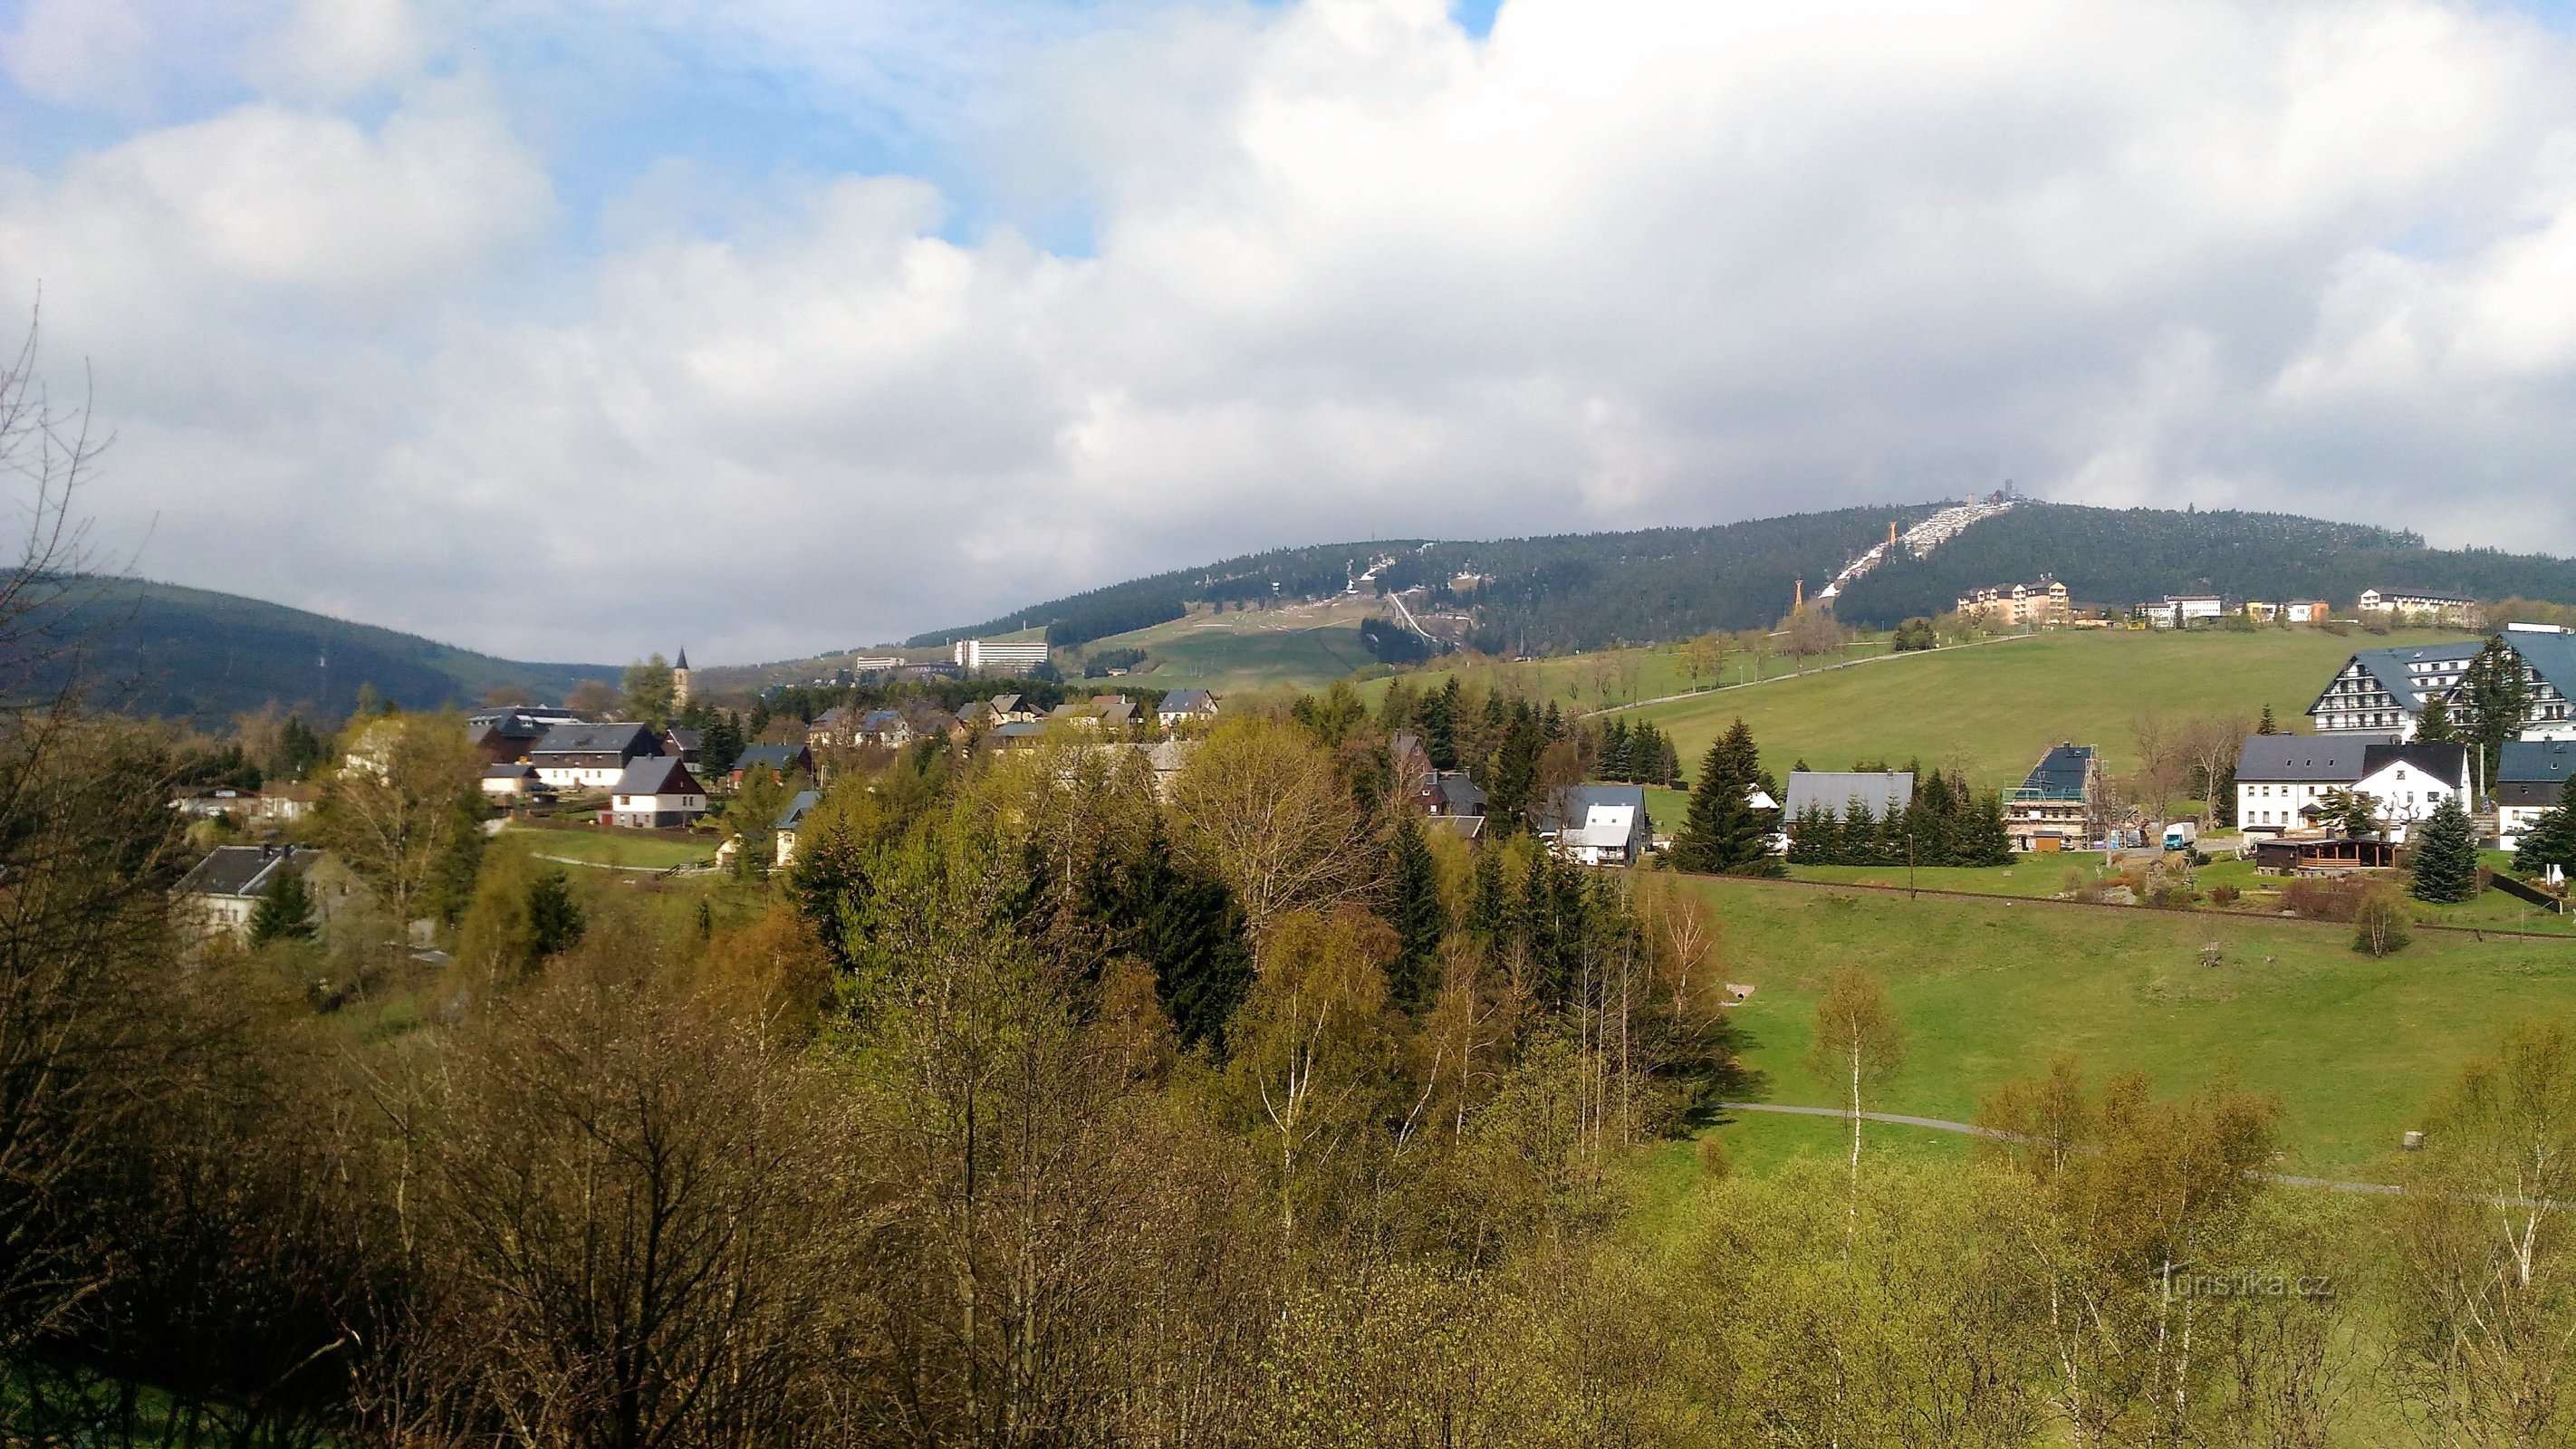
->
[2162,820,2198,851]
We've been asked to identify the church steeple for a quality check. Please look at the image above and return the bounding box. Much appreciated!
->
[671,648,693,708]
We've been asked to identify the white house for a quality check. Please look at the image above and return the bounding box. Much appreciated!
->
[2283,600,2332,624]
[2141,595,2227,629]
[608,756,708,829]
[2498,741,2572,851]
[2235,737,2469,843]
[480,763,544,799]
[532,722,664,792]
[773,789,822,868]
[2309,629,2576,741]
[1157,688,1220,729]
[1542,784,1653,866]
[2358,588,2479,625]
[171,844,365,943]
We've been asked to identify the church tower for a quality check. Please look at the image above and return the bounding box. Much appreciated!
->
[671,648,693,709]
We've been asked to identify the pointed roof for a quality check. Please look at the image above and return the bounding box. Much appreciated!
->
[675,648,690,669]
[610,756,704,797]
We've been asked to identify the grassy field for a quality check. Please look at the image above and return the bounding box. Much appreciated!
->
[1685,873,2576,1178]
[503,826,713,870]
[1628,626,2469,792]
[1090,600,1383,694]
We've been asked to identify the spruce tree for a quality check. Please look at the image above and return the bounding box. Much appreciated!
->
[1672,718,1783,877]
[2515,799,2576,878]
[1386,816,1444,1013]
[527,868,587,960]
[2416,691,2457,744]
[1466,846,1509,941]
[246,865,316,945]
[2409,793,2479,905]
[2255,705,2278,736]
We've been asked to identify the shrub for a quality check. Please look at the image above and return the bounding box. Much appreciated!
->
[2209,884,2241,907]
[2353,888,2414,957]
[2283,878,2366,923]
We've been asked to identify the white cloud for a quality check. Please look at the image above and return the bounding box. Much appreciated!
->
[7,0,2576,664]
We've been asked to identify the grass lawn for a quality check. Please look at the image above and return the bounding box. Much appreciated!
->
[503,825,713,871]
[1629,626,2470,792]
[1686,873,2576,1178]
[1097,600,1383,694]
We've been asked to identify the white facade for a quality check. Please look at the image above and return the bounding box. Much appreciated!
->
[2501,801,2554,852]
[537,763,629,791]
[952,638,1053,672]
[2236,763,2460,843]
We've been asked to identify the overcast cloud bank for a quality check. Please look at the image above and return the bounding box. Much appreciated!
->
[4,0,2574,663]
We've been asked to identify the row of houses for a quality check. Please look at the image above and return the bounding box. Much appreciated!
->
[1950,581,2485,631]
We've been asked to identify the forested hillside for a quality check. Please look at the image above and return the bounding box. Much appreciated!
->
[926,501,2576,657]
[1831,504,2576,624]
[32,577,613,723]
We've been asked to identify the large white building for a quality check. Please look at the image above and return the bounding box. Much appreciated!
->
[2307,626,2576,741]
[2235,737,2469,844]
[2358,588,2480,625]
[952,638,1053,673]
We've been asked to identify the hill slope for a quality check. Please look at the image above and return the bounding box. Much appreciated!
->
[916,502,2576,659]
[35,578,616,723]
[1625,626,2467,792]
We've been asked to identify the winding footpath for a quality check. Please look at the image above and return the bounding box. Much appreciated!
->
[1717,1101,2409,1197]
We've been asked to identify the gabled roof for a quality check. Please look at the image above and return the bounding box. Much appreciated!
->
[1785,771,1915,820]
[995,721,1049,739]
[2316,643,2482,716]
[731,744,811,773]
[533,722,661,757]
[2502,739,2576,784]
[1541,783,1648,834]
[2510,632,2576,701]
[987,693,1024,715]
[1428,772,1486,813]
[774,789,822,831]
[2018,744,2095,799]
[610,756,703,797]
[860,709,905,733]
[473,713,550,742]
[1159,688,1216,713]
[664,727,701,751]
[2360,742,2469,789]
[2235,734,2372,783]
[174,844,307,898]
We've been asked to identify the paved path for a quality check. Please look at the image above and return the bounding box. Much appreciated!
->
[1585,632,2039,718]
[1716,1101,2408,1197]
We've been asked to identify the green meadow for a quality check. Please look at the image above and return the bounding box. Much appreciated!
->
[1629,625,2468,792]
[1684,873,2576,1179]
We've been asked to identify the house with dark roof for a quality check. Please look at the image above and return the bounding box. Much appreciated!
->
[469,709,552,765]
[1157,688,1219,729]
[172,844,366,943]
[2234,736,2469,843]
[480,763,546,800]
[2006,744,2100,851]
[728,744,813,788]
[531,722,664,792]
[773,789,823,868]
[1413,771,1486,820]
[976,694,1037,726]
[663,726,702,763]
[2498,740,2575,852]
[857,709,911,748]
[1538,783,1653,866]
[1784,771,1915,833]
[2309,628,2576,741]
[608,756,708,830]
[806,706,858,750]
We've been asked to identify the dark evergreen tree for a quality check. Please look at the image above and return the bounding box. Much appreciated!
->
[1466,846,1509,941]
[1119,849,1253,1051]
[1670,719,1783,876]
[1658,734,1682,789]
[1786,801,1839,863]
[1488,704,1543,829]
[526,868,586,960]
[1960,790,2014,866]
[2514,799,2576,878]
[1386,816,1444,1014]
[2409,793,2479,905]
[2458,636,2534,791]
[2255,704,2279,736]
[2415,691,2457,744]
[1542,699,1566,742]
[246,865,315,945]
[1422,681,1459,770]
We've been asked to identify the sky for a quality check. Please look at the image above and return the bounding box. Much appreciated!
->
[6,0,2576,665]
